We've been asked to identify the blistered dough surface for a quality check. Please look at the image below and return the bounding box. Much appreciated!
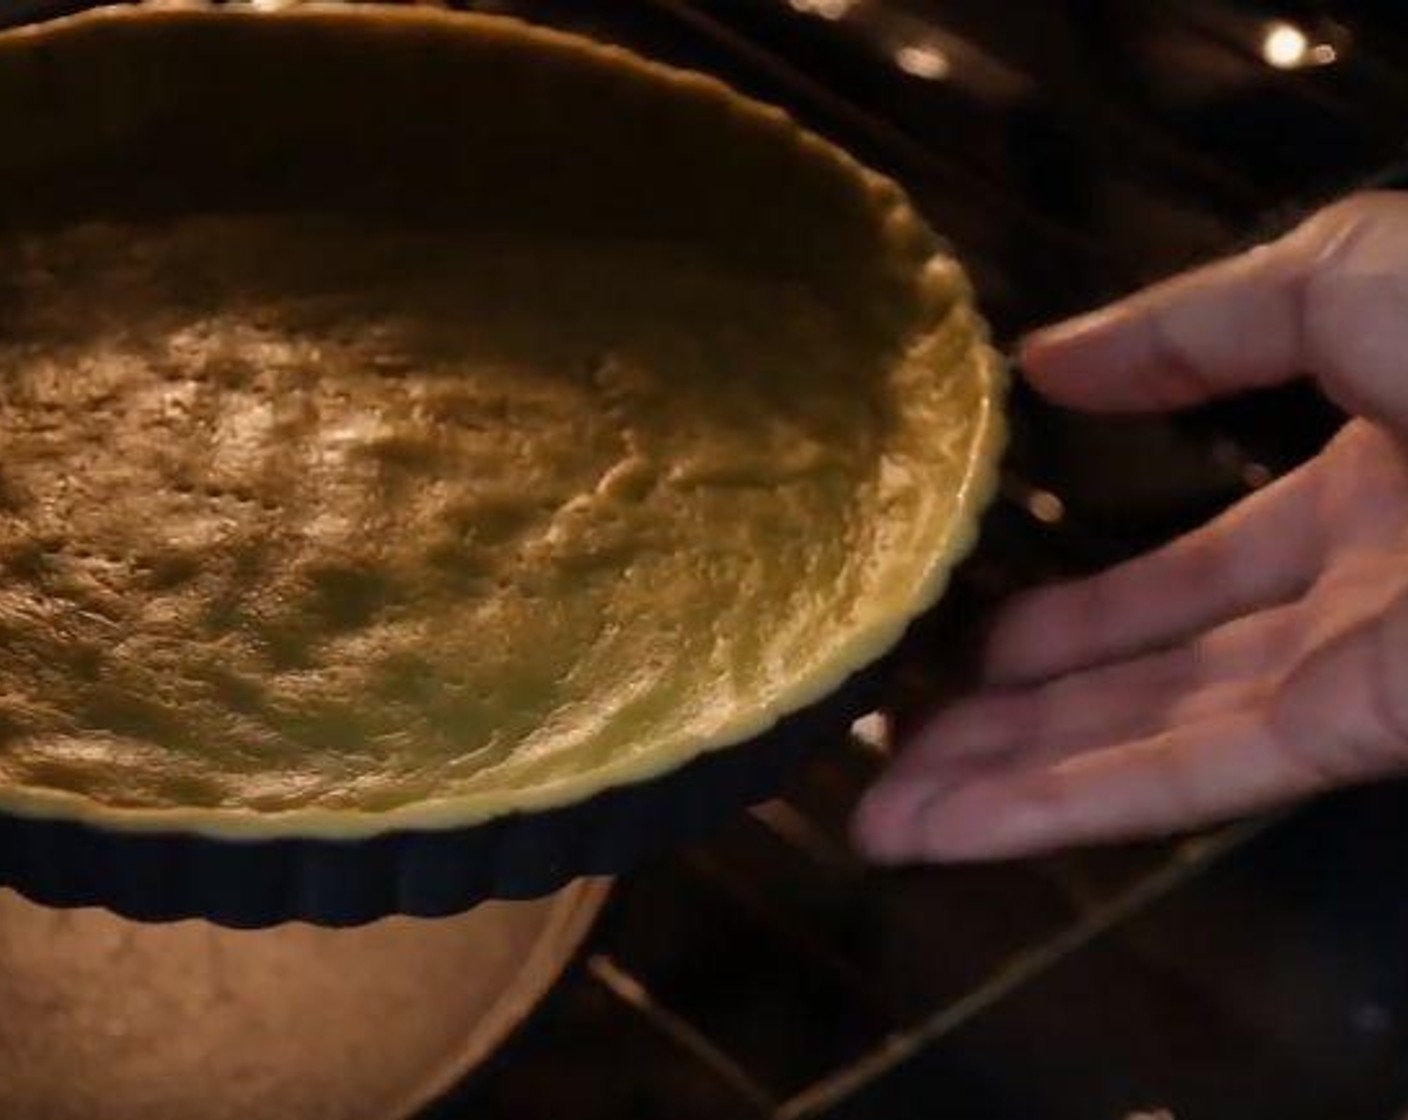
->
[0,215,989,817]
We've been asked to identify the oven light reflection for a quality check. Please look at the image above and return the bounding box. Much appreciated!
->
[786,0,857,22]
[851,711,891,753]
[893,43,951,81]
[1261,20,1338,69]
[1026,488,1065,524]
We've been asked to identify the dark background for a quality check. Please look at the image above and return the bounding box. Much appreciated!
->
[8,3,1408,1117]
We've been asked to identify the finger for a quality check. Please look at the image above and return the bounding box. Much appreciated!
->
[1018,192,1399,414]
[985,451,1329,685]
[855,674,1271,856]
[857,602,1301,842]
[862,587,1408,864]
[860,711,1309,863]
[1018,242,1306,412]
[925,608,1295,767]
[861,544,1408,863]
[915,548,1408,778]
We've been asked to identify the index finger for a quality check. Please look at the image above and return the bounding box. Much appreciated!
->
[1019,194,1385,412]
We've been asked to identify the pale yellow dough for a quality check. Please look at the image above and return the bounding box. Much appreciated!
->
[0,5,1003,836]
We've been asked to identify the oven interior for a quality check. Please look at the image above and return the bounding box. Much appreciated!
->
[4,2,1408,1119]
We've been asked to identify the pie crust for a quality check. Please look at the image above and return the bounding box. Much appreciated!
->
[0,4,1004,839]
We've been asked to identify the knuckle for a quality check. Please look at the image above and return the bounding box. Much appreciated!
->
[1297,191,1402,251]
[1324,190,1408,222]
[1285,192,1390,281]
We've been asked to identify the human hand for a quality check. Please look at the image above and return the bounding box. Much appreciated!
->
[855,191,1408,863]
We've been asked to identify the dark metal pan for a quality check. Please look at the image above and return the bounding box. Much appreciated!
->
[0,4,997,926]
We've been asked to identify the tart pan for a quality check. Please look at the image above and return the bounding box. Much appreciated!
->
[0,4,1003,925]
[0,666,879,927]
